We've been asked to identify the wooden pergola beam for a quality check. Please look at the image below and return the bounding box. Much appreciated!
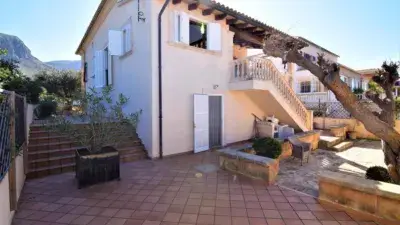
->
[243,27,258,32]
[202,8,214,16]
[188,3,198,10]
[235,23,249,29]
[230,26,263,46]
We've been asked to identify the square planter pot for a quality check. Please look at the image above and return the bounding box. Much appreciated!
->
[75,146,120,189]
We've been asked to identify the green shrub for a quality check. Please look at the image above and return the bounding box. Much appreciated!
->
[352,87,364,94]
[252,137,282,159]
[2,76,42,104]
[35,100,57,119]
[365,166,392,183]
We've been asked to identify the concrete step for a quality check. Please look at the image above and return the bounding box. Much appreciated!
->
[332,141,354,152]
[27,163,75,179]
[319,135,345,149]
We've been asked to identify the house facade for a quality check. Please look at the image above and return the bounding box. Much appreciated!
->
[291,37,369,103]
[76,0,313,158]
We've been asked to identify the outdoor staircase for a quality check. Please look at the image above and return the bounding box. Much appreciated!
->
[26,124,147,179]
[319,131,354,152]
[229,55,312,131]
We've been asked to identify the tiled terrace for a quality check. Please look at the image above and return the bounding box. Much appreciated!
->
[13,151,376,225]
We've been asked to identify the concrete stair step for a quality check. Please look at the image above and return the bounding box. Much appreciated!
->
[319,135,345,149]
[121,152,147,163]
[332,141,354,152]
[27,163,75,179]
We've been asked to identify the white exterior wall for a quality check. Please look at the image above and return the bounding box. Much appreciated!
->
[83,0,155,157]
[150,0,266,157]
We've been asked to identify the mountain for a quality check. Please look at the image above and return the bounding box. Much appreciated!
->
[0,33,52,77]
[46,60,81,71]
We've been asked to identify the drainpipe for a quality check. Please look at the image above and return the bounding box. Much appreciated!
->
[158,0,170,159]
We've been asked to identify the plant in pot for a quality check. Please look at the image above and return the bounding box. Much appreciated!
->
[353,87,364,100]
[252,137,282,159]
[49,87,141,188]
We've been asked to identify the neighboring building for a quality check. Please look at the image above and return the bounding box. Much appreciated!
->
[291,37,368,103]
[75,0,313,158]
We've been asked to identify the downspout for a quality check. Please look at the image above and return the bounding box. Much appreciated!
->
[158,0,170,159]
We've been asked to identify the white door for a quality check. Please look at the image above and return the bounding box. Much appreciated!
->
[194,94,209,153]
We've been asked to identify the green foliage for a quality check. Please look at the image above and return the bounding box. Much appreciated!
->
[365,166,392,183]
[252,137,282,159]
[48,86,141,154]
[352,87,364,94]
[367,80,384,94]
[34,70,81,107]
[34,100,58,119]
[2,76,42,104]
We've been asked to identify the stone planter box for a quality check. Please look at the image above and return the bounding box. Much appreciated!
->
[329,124,347,137]
[218,145,279,185]
[292,130,321,151]
[319,171,400,222]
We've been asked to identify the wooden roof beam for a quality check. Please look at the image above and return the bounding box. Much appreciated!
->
[226,19,238,25]
[202,8,214,16]
[172,0,182,4]
[188,3,198,11]
[235,23,249,29]
[215,13,227,20]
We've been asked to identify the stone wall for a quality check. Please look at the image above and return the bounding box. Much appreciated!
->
[319,171,400,222]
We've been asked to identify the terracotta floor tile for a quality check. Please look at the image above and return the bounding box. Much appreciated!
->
[183,205,200,214]
[87,216,111,225]
[214,207,231,216]
[71,215,95,225]
[179,214,197,223]
[247,209,264,218]
[199,206,215,215]
[230,208,247,217]
[248,217,268,225]
[163,213,181,223]
[154,204,170,212]
[215,215,231,225]
[131,210,151,220]
[297,211,317,220]
[259,202,276,210]
[263,209,281,219]
[266,218,285,225]
[197,215,215,225]
[320,221,340,225]
[56,214,80,223]
[40,212,66,222]
[84,207,103,216]
[329,212,353,221]
[301,220,322,225]
[284,219,304,225]
[124,219,145,225]
[168,205,185,213]
[279,210,299,219]
[106,218,127,225]
[69,206,90,215]
[115,209,135,218]
[232,216,249,225]
[147,211,166,221]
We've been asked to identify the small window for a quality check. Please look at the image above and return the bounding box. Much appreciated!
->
[304,53,311,60]
[300,81,311,93]
[189,20,207,49]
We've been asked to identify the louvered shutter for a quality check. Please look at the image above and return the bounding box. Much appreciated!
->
[179,12,189,44]
[207,22,222,51]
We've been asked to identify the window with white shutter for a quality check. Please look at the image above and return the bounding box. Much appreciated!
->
[95,50,105,88]
[173,11,222,52]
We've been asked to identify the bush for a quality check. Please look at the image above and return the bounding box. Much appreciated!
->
[35,100,57,119]
[365,166,392,183]
[352,87,364,94]
[2,76,42,104]
[252,137,282,159]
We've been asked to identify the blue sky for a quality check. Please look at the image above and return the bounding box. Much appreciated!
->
[1,0,399,69]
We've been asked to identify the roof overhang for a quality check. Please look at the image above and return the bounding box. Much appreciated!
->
[75,0,305,54]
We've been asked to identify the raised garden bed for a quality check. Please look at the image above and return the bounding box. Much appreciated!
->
[319,171,400,222]
[218,144,279,185]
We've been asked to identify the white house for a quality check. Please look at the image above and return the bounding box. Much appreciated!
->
[75,0,313,158]
[291,37,369,103]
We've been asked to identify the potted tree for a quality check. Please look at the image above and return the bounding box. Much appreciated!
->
[49,87,140,188]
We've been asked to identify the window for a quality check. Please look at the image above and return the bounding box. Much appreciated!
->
[122,23,132,54]
[300,81,311,93]
[189,20,207,49]
[304,53,311,60]
[94,47,113,88]
[174,11,221,51]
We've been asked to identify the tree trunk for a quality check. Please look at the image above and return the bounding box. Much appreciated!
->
[262,45,400,183]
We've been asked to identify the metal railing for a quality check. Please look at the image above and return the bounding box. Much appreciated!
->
[232,56,310,130]
[0,90,26,181]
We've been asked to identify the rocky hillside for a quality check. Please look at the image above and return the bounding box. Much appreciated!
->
[46,60,81,71]
[0,33,52,77]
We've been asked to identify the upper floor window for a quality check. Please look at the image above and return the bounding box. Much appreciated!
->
[300,81,311,93]
[190,20,207,49]
[174,11,221,51]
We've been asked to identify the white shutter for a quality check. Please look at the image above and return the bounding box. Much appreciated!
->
[125,24,132,52]
[310,78,316,92]
[108,53,113,85]
[173,11,180,42]
[194,94,209,153]
[207,22,222,51]
[108,30,123,56]
[95,50,105,88]
[179,12,189,44]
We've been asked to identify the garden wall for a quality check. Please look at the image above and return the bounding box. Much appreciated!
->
[319,171,400,223]
[0,154,26,225]
[314,117,400,140]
